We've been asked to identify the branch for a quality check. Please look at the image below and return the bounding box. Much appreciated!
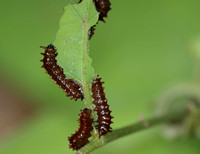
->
[76,107,189,154]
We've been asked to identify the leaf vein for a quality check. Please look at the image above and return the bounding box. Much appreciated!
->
[69,4,83,20]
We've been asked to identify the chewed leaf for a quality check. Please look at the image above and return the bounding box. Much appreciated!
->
[54,0,99,83]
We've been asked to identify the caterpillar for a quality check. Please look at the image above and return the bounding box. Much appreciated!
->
[40,44,84,101]
[89,0,111,39]
[88,25,96,40]
[93,0,111,22]
[78,0,111,39]
[79,0,111,21]
[92,76,113,137]
[68,108,93,150]
[78,0,111,22]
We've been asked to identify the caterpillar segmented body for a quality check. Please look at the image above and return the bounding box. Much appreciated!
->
[93,0,111,22]
[68,108,93,150]
[40,44,84,101]
[88,25,96,40]
[79,0,111,39]
[90,0,111,39]
[79,0,111,22]
[92,76,113,137]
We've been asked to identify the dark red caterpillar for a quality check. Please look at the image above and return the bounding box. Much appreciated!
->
[68,108,93,150]
[79,0,111,22]
[78,0,111,39]
[89,0,111,39]
[88,25,96,40]
[92,76,113,137]
[93,0,111,22]
[40,44,84,101]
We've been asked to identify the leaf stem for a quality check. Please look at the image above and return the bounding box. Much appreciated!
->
[76,107,189,154]
[81,0,99,140]
[82,83,93,108]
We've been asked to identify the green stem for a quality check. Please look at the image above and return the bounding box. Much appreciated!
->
[76,108,189,154]
[82,81,99,134]
[82,83,93,108]
[81,0,99,137]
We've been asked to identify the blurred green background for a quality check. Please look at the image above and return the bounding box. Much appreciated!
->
[0,0,200,153]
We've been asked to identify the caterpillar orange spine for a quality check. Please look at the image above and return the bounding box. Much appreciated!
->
[40,44,84,101]
[68,108,93,150]
[92,76,113,137]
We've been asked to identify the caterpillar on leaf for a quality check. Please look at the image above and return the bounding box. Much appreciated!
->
[40,44,84,101]
[78,0,111,39]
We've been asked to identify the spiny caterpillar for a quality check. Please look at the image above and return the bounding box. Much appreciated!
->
[92,76,113,137]
[78,0,111,39]
[93,0,111,22]
[79,0,111,22]
[40,44,84,101]
[68,108,93,150]
[89,0,111,39]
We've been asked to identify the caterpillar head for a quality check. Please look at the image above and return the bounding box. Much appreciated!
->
[40,44,56,54]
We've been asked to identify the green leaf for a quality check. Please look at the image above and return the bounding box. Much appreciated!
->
[54,0,99,84]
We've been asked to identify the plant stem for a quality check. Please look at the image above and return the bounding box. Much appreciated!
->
[82,83,93,108]
[81,0,99,136]
[76,108,189,154]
